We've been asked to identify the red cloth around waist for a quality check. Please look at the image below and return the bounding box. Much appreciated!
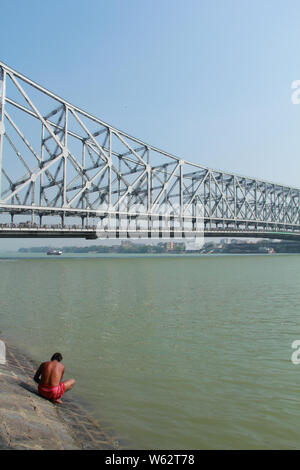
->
[38,382,65,400]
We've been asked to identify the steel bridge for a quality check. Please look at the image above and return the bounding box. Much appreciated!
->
[0,60,299,241]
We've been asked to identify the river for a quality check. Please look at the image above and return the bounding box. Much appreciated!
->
[0,252,299,449]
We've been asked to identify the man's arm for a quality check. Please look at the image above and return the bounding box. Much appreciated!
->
[33,363,43,384]
[60,364,65,382]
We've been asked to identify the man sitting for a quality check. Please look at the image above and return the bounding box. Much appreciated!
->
[33,352,75,404]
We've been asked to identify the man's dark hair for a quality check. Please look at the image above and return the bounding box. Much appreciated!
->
[51,352,63,362]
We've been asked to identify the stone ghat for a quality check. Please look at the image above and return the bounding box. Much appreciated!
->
[0,342,120,450]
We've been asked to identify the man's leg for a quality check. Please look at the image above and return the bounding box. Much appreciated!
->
[63,378,76,392]
[53,379,76,404]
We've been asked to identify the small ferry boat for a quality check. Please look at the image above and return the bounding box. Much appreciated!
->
[47,249,62,256]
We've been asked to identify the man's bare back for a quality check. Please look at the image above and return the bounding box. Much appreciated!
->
[34,352,75,404]
[35,360,65,387]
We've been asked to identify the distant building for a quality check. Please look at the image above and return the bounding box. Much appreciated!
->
[157,241,185,252]
[121,240,133,249]
[231,239,245,244]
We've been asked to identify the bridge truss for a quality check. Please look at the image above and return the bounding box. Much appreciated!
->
[0,60,299,240]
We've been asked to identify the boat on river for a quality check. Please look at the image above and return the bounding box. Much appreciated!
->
[46,250,62,256]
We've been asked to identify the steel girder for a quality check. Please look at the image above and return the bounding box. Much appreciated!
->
[0,60,299,239]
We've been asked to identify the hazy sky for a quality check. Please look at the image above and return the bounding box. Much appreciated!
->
[1,0,300,249]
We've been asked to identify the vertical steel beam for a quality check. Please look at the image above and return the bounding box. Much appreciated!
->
[179,162,183,217]
[82,141,85,212]
[0,67,6,200]
[63,106,68,208]
[147,147,151,212]
[108,129,111,209]
[234,176,236,220]
[40,124,44,208]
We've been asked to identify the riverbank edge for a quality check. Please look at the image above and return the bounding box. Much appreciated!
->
[0,338,119,450]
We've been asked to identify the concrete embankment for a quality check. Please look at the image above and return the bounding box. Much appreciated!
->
[0,341,118,450]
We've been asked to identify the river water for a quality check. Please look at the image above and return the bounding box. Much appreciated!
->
[1,252,300,449]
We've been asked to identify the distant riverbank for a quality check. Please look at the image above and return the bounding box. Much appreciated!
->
[17,238,300,256]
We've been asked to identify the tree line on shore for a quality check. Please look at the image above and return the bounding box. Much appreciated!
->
[18,239,300,254]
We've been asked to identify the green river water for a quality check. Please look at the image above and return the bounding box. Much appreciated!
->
[0,252,300,449]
